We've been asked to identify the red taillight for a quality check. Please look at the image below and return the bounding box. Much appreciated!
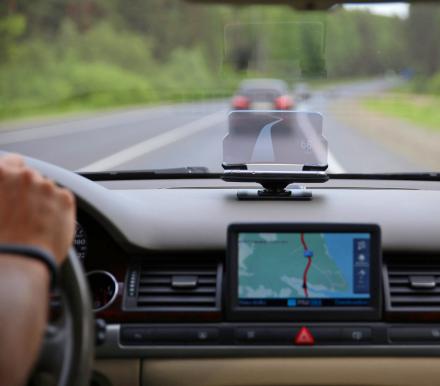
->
[232,95,250,109]
[274,95,294,110]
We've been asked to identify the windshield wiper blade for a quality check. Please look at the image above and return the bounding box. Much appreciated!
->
[328,172,440,181]
[79,166,221,181]
[81,169,440,182]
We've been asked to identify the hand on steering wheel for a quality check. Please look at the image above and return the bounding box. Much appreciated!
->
[0,154,94,386]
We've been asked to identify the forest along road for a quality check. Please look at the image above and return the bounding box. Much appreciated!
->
[0,78,422,173]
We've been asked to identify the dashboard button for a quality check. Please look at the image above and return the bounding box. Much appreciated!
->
[310,328,342,342]
[121,327,219,345]
[235,328,295,344]
[120,328,148,344]
[265,328,296,343]
[235,328,260,343]
[148,328,219,344]
[295,327,314,345]
[194,328,219,343]
[389,327,440,343]
[341,328,372,343]
[148,328,194,343]
[235,328,343,345]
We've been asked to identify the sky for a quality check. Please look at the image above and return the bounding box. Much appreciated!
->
[344,3,409,18]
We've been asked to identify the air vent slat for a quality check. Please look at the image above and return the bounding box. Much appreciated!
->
[390,287,440,294]
[389,271,440,276]
[137,296,215,304]
[128,260,220,311]
[140,270,216,276]
[139,278,171,285]
[138,287,216,294]
[386,261,440,310]
[389,278,410,284]
[391,296,440,303]
[139,277,216,285]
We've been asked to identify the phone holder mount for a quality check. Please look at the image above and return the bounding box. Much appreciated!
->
[221,165,329,201]
[222,110,330,200]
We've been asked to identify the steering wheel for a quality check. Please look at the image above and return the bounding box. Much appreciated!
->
[0,151,98,386]
[31,248,95,386]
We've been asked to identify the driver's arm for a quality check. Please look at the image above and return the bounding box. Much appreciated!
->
[0,154,75,386]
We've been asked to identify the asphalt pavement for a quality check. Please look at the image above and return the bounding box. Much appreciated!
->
[0,78,422,174]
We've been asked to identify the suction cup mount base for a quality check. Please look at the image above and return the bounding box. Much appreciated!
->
[221,170,329,201]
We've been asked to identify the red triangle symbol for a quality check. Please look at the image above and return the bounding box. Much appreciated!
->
[295,327,315,345]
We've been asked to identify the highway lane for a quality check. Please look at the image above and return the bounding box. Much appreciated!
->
[0,79,422,173]
[0,101,227,171]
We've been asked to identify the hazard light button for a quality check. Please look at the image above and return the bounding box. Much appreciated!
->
[295,327,315,345]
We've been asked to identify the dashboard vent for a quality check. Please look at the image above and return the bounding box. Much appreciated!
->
[125,260,222,311]
[385,260,440,310]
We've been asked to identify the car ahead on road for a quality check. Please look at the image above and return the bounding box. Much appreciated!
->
[231,79,295,110]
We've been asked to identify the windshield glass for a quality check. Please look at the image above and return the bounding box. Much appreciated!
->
[1,1,438,174]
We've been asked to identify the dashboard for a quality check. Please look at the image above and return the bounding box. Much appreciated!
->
[76,210,440,358]
[64,180,440,358]
[26,156,440,385]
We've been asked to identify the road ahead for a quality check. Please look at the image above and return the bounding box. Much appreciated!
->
[0,79,423,174]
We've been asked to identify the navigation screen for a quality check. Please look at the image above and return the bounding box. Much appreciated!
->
[238,232,372,308]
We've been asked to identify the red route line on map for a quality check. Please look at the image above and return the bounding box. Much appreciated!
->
[300,233,312,298]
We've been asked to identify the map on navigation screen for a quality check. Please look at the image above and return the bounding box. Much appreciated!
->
[238,232,371,308]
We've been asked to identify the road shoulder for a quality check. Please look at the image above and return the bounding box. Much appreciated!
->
[328,98,440,170]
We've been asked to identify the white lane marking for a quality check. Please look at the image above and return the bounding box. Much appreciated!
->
[327,151,345,173]
[295,100,345,173]
[78,110,227,172]
[0,107,173,145]
[0,101,228,145]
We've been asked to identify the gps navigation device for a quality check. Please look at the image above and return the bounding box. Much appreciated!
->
[227,223,382,321]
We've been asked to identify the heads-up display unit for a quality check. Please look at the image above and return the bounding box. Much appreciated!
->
[227,224,382,321]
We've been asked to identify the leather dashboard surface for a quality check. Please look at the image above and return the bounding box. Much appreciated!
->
[24,155,440,253]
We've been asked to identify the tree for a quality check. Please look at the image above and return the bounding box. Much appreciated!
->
[407,3,440,75]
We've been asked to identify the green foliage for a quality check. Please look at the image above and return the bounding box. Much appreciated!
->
[2,1,440,120]
[0,60,153,117]
[0,14,26,61]
[400,72,440,96]
[364,94,440,131]
[0,19,232,120]
[407,4,440,76]
[66,21,156,73]
[426,73,440,95]
[325,10,407,77]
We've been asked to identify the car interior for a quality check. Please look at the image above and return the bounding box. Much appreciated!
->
[23,149,440,386]
[3,0,440,385]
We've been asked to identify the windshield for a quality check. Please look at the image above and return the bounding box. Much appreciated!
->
[1,1,438,174]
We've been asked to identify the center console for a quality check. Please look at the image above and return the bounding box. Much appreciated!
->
[95,223,440,358]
